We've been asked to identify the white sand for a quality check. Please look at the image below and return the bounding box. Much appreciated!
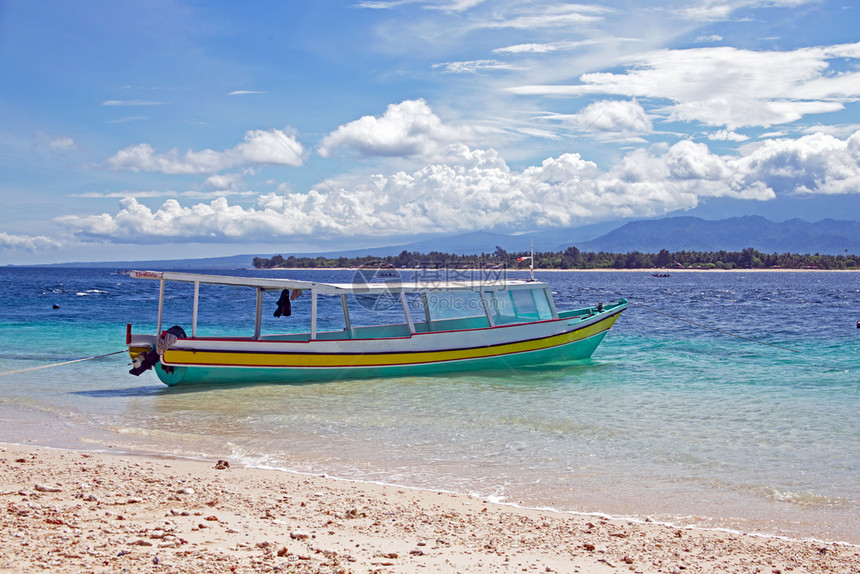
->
[1,444,857,573]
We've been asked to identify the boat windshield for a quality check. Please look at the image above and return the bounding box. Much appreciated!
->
[424,291,486,321]
[491,287,554,324]
[422,286,555,327]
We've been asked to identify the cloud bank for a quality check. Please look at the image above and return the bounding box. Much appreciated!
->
[58,130,860,244]
[108,128,304,174]
[318,99,474,159]
[0,232,63,251]
[510,42,860,130]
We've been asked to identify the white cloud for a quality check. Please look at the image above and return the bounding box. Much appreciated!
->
[682,0,815,22]
[709,129,749,141]
[36,132,77,152]
[428,0,487,12]
[432,59,523,73]
[361,1,609,24]
[317,99,474,159]
[508,42,860,129]
[72,188,258,200]
[734,131,860,195]
[107,116,147,124]
[478,4,609,29]
[107,128,304,174]
[356,0,485,12]
[801,123,860,138]
[73,190,175,199]
[356,1,426,9]
[108,144,219,174]
[100,100,166,106]
[494,43,559,54]
[47,135,76,151]
[694,34,724,43]
[234,129,303,165]
[203,173,244,191]
[535,100,652,141]
[573,99,653,134]
[55,141,736,242]
[58,194,353,243]
[493,39,603,55]
[228,90,266,95]
[0,232,62,251]
[61,130,860,244]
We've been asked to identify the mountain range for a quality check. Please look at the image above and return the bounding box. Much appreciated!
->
[573,216,860,255]
[38,216,860,268]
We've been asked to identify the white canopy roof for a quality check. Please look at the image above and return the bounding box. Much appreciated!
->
[128,270,544,295]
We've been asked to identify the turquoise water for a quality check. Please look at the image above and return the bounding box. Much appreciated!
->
[0,267,857,544]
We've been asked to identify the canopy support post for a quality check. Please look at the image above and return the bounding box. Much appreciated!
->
[254,287,263,340]
[311,290,318,340]
[400,293,416,334]
[480,291,496,328]
[545,287,559,319]
[192,281,200,338]
[341,294,353,338]
[156,278,165,335]
[421,292,432,330]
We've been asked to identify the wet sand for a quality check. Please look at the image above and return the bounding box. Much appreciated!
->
[1,444,857,573]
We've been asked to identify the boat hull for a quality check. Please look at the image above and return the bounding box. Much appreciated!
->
[145,307,623,386]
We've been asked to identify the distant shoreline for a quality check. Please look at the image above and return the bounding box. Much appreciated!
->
[8,264,858,272]
[255,266,860,273]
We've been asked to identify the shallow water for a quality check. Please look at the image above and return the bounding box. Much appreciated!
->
[0,267,857,543]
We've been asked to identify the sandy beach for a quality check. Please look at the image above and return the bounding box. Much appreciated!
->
[1,444,857,574]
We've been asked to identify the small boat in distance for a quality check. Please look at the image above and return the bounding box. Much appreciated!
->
[125,270,627,386]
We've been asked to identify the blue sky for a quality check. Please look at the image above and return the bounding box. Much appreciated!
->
[1,0,859,264]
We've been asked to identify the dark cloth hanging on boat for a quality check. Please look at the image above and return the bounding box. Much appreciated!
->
[129,325,187,377]
[273,289,292,317]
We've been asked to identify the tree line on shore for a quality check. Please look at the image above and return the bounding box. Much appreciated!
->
[253,246,859,270]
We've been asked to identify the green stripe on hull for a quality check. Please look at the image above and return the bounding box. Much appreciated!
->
[154,331,609,386]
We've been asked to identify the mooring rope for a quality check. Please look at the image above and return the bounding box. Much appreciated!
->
[629,301,801,354]
[0,350,127,377]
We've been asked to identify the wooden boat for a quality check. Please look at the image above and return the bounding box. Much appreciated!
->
[125,270,627,386]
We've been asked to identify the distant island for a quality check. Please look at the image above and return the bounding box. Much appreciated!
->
[34,216,859,270]
[254,246,858,271]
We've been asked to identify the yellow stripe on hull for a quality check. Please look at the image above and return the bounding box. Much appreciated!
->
[163,314,621,369]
